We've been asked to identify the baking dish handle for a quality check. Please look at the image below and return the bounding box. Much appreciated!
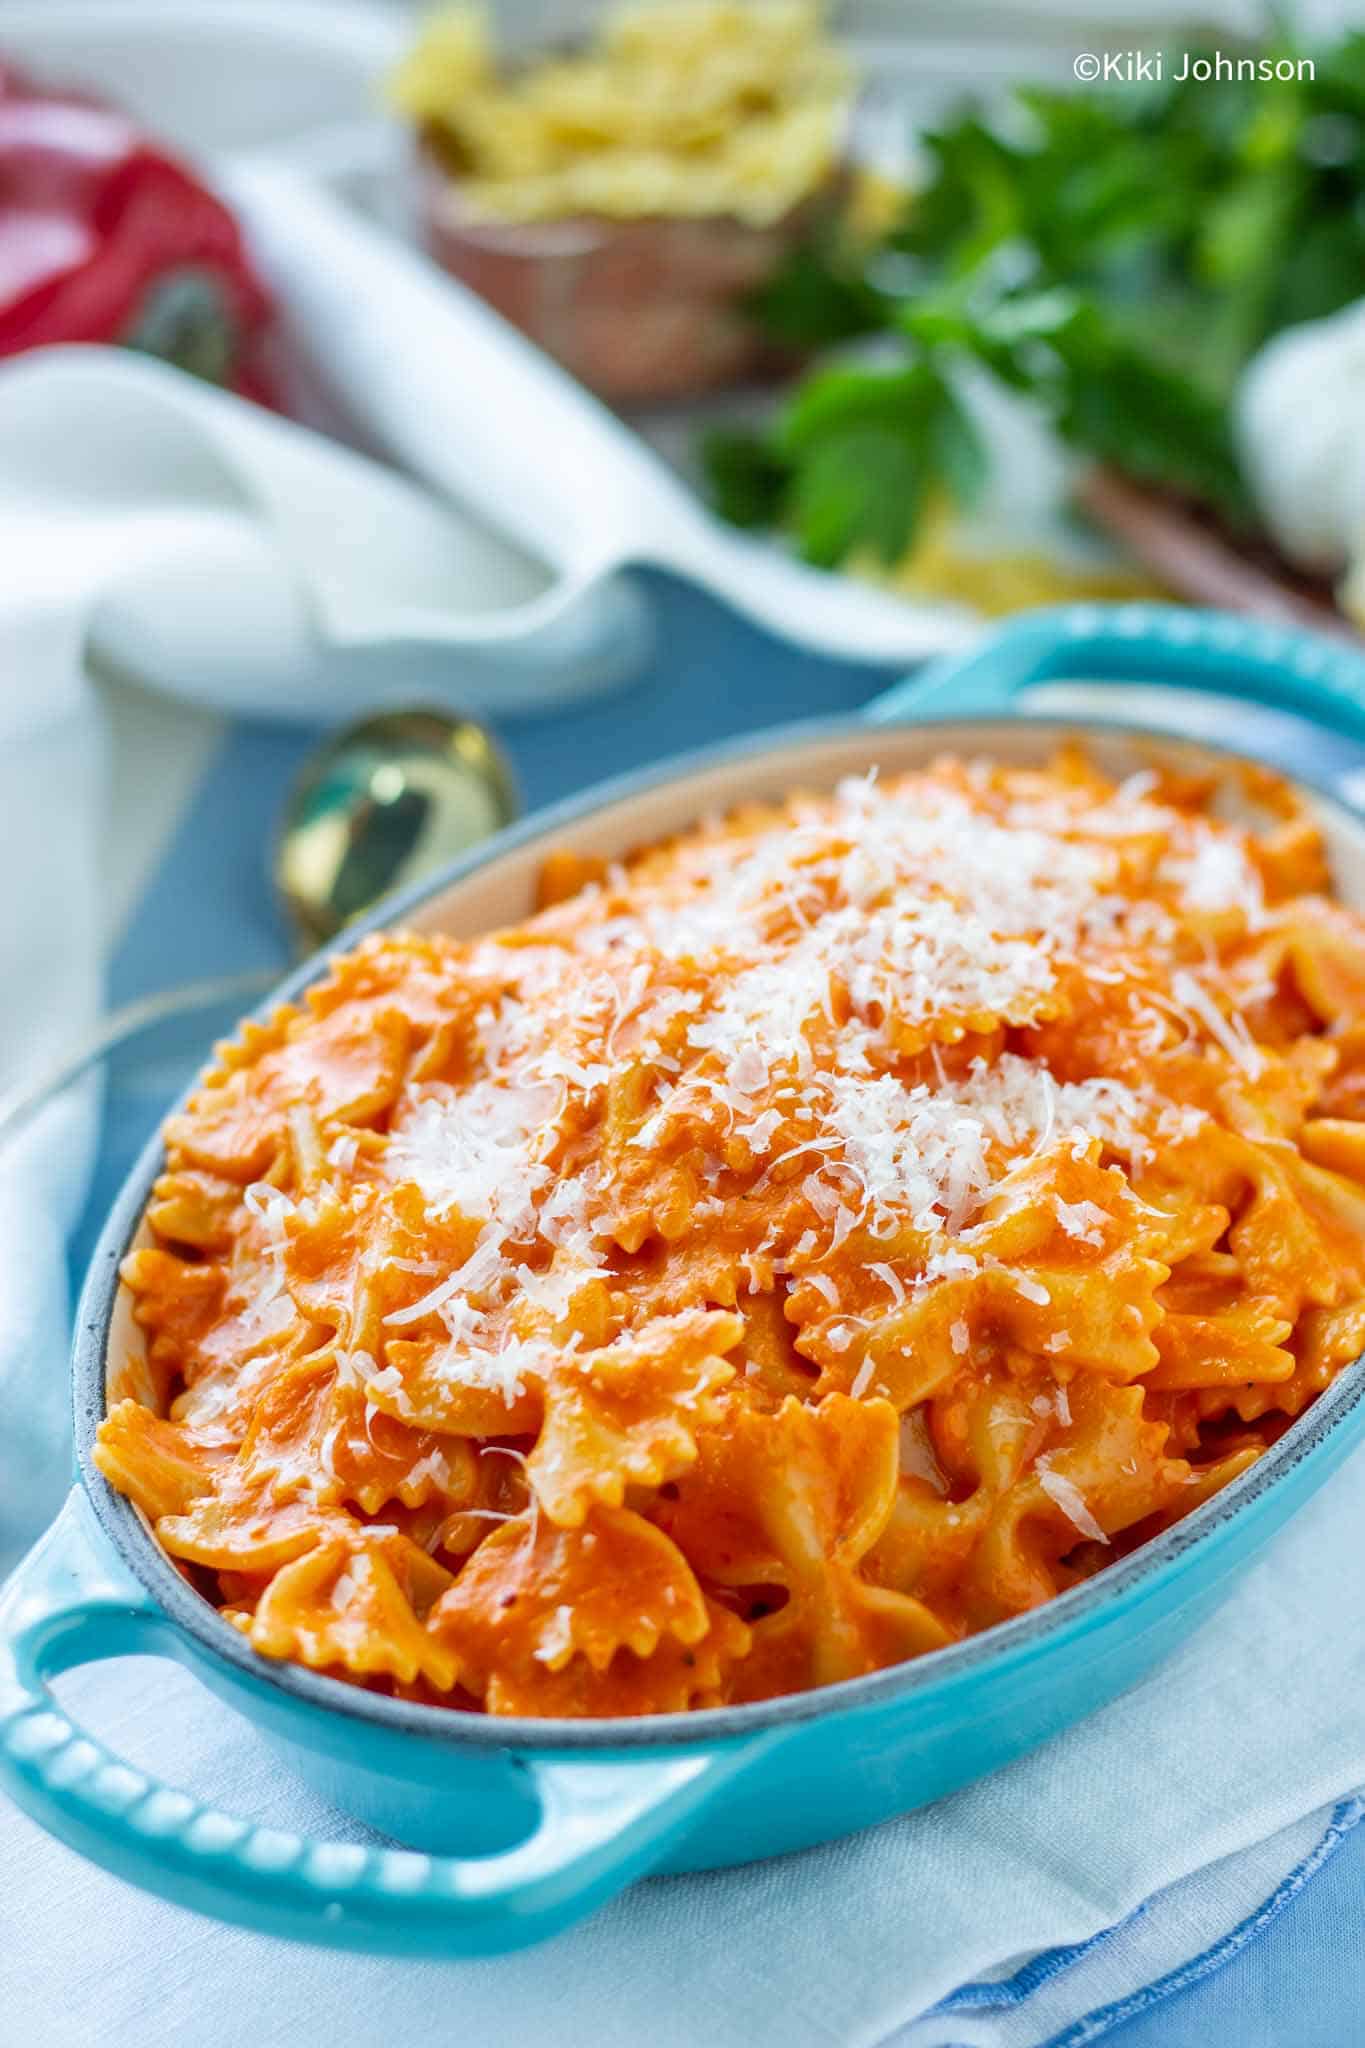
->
[0,1491,758,1955]
[867,602,1365,734]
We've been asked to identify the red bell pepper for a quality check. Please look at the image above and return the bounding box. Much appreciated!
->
[0,61,273,396]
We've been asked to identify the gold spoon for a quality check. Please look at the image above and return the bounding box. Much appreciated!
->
[0,705,519,1147]
[273,705,519,953]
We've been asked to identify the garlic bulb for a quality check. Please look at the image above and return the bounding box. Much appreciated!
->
[1237,301,1365,623]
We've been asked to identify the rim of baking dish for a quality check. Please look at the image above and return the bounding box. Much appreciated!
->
[73,712,1365,1751]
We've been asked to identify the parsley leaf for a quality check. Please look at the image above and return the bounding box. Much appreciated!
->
[744,237,892,349]
[701,362,983,568]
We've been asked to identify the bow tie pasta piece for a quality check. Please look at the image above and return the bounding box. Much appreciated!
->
[731,1575,955,1704]
[528,1308,741,1526]
[153,1491,342,1576]
[94,1397,231,1521]
[1147,1302,1295,1392]
[163,1351,486,1540]
[652,1392,896,1589]
[249,1530,458,1690]
[118,1247,228,1401]
[374,1342,544,1436]
[1219,1136,1365,1316]
[145,1357,359,1573]
[165,1004,412,1183]
[1286,1298,1365,1409]
[281,1183,481,1346]
[965,1379,1187,1626]
[145,1166,245,1255]
[1170,1293,1365,1439]
[799,1239,1173,1407]
[787,1132,1214,1407]
[862,1472,990,1615]
[733,1288,822,1405]
[163,931,501,1185]
[595,1075,714,1254]
[484,1599,752,1718]
[312,1362,481,1517]
[1274,903,1365,1026]
[930,1372,1059,1502]
[426,1505,713,1711]
[673,1392,953,1692]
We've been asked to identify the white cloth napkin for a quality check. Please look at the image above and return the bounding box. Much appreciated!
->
[0,346,651,726]
[0,601,104,1559]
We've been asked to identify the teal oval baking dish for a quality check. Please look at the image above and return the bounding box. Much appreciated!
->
[4,603,1365,1957]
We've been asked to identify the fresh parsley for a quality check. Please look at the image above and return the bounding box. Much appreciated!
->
[704,31,1365,565]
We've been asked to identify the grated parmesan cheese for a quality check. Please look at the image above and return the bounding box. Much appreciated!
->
[1170,969,1265,1079]
[1037,1460,1109,1545]
[898,1408,948,1492]
[384,1077,557,1226]
[1158,828,1264,921]
[342,760,1229,1434]
[1052,1195,1109,1246]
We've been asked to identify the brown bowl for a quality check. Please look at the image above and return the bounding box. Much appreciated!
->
[416,137,836,404]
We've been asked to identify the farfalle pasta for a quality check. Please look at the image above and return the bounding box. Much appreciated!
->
[389,1,851,228]
[97,750,1365,1716]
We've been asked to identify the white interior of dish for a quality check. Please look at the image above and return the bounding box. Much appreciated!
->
[104,719,1365,1406]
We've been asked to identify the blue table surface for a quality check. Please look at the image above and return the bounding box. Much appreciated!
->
[85,570,1364,2045]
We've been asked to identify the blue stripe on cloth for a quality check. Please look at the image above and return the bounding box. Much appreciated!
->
[929,1802,1365,2039]
[1053,1797,1365,2048]
[932,1908,1151,2014]
[924,1796,1364,2047]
